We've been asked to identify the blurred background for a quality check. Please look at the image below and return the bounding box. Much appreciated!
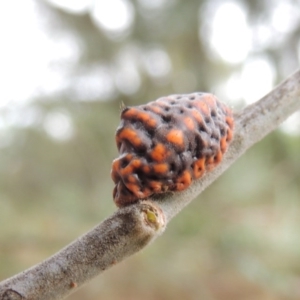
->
[0,0,300,299]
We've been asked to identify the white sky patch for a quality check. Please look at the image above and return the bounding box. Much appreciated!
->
[1,105,43,129]
[115,67,140,95]
[271,2,300,33]
[224,72,243,103]
[142,47,172,80]
[201,1,251,64]
[91,0,134,34]
[223,57,276,105]
[114,46,141,95]
[280,112,300,136]
[0,0,81,108]
[137,0,170,10]
[0,0,43,107]
[37,35,82,96]
[251,24,276,50]
[71,65,116,101]
[43,111,75,141]
[296,40,300,65]
[44,0,92,14]
[240,58,275,104]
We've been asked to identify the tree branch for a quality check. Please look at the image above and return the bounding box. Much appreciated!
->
[1,69,300,300]
[0,202,166,300]
[157,69,300,220]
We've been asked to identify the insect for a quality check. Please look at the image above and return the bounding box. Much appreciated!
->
[111,92,234,207]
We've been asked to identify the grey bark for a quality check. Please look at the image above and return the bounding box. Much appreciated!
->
[1,69,300,300]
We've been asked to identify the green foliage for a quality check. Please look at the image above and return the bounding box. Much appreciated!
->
[0,0,299,299]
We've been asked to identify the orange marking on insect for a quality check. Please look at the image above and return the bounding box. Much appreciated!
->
[201,138,208,148]
[140,187,151,198]
[149,106,162,114]
[148,180,162,192]
[131,159,142,169]
[124,108,157,128]
[166,129,184,146]
[121,159,141,177]
[220,137,227,152]
[112,92,234,207]
[226,116,234,128]
[137,111,157,127]
[175,170,192,191]
[111,159,121,182]
[203,95,216,107]
[150,143,169,162]
[142,165,151,174]
[126,183,141,196]
[206,156,216,170]
[120,165,133,176]
[153,163,168,174]
[127,153,134,161]
[127,174,138,184]
[118,128,142,148]
[194,101,209,115]
[183,117,195,130]
[122,107,138,118]
[147,118,157,128]
[191,109,203,123]
[193,157,205,179]
[214,150,223,164]
[70,282,77,289]
[226,129,233,142]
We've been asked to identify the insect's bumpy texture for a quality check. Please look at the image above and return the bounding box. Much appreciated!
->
[111,93,234,207]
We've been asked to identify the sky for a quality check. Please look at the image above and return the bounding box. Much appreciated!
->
[0,0,299,139]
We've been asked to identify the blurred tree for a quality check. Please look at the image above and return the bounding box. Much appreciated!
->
[0,0,300,299]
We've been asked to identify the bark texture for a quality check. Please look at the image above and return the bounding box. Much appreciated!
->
[0,69,300,300]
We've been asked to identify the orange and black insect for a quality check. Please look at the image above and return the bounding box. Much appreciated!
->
[111,93,234,207]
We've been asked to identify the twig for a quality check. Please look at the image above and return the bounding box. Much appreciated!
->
[0,202,166,300]
[158,69,300,220]
[0,69,300,300]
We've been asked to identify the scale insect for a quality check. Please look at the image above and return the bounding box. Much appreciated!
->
[111,93,234,207]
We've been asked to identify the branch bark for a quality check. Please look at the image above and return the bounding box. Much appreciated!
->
[1,69,300,300]
[0,202,166,300]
